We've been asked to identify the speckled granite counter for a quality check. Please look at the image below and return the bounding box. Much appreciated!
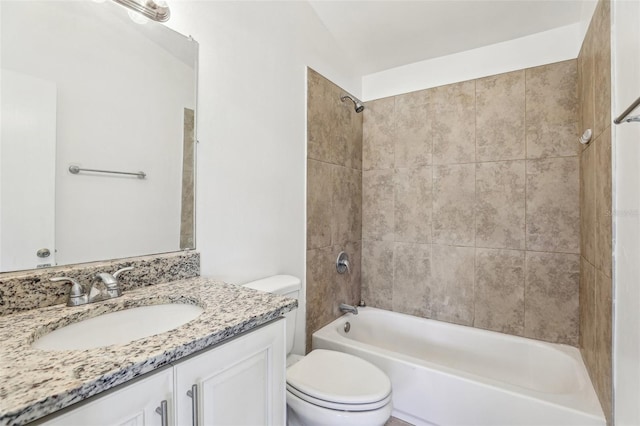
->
[0,277,297,425]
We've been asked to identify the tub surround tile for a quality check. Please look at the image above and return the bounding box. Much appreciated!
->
[578,33,595,149]
[595,131,612,277]
[395,88,430,109]
[576,2,612,419]
[0,252,200,316]
[308,69,362,170]
[346,101,364,171]
[360,63,580,346]
[0,277,297,425]
[525,60,579,158]
[363,97,395,170]
[474,248,525,335]
[335,92,364,171]
[394,166,432,244]
[362,241,394,311]
[392,243,430,317]
[432,164,475,246]
[306,69,363,353]
[476,70,525,161]
[306,242,362,353]
[305,246,336,352]
[307,159,333,249]
[580,144,596,264]
[526,157,579,254]
[594,269,612,417]
[307,69,334,163]
[476,160,526,250]
[332,165,362,246]
[525,252,580,345]
[180,108,195,249]
[580,257,597,367]
[592,0,611,139]
[341,241,363,310]
[430,245,475,326]
[431,81,476,165]
[395,94,431,168]
[363,169,395,242]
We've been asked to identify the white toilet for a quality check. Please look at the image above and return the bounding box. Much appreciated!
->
[243,275,393,426]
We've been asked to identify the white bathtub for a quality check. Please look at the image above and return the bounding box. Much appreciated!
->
[312,307,605,426]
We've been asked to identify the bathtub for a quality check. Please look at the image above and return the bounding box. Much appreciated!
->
[312,307,605,426]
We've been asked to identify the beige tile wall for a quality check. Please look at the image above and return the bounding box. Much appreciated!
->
[180,108,195,249]
[306,68,362,352]
[578,0,613,421]
[361,60,581,345]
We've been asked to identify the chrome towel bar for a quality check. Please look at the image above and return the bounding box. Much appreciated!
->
[614,95,640,124]
[69,165,146,179]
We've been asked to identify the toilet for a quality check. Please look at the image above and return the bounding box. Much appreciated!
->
[243,275,393,426]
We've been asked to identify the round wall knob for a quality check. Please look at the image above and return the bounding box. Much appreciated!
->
[36,248,51,258]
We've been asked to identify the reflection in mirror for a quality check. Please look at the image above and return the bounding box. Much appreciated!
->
[0,1,197,273]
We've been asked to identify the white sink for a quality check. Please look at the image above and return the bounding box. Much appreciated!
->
[32,304,204,351]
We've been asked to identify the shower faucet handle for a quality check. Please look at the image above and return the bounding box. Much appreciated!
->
[336,251,350,274]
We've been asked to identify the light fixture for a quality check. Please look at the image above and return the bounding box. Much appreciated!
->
[112,0,170,22]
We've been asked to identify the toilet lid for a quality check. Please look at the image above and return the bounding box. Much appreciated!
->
[286,350,391,406]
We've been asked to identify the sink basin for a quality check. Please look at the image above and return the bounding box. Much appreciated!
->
[32,303,204,351]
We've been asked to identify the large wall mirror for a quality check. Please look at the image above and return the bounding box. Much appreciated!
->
[0,1,197,273]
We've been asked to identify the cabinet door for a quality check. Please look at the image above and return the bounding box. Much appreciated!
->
[40,367,173,426]
[174,320,286,426]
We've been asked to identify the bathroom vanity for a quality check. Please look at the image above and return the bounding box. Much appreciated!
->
[0,277,297,425]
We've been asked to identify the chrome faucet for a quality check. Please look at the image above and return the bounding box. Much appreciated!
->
[339,303,358,315]
[95,266,133,298]
[50,277,88,307]
[51,266,134,307]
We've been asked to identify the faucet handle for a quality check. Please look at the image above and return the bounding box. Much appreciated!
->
[336,252,350,274]
[113,266,133,279]
[50,277,87,306]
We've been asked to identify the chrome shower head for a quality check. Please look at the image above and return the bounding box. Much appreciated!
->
[341,95,365,113]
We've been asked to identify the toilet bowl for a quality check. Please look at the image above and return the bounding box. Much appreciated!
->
[242,276,393,426]
[286,349,392,426]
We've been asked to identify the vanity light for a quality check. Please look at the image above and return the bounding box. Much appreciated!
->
[112,0,170,23]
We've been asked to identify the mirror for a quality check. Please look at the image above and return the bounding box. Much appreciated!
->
[0,1,197,272]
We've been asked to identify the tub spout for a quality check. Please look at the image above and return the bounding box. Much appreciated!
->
[339,303,358,315]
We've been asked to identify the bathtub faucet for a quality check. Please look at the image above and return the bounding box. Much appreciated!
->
[339,303,358,315]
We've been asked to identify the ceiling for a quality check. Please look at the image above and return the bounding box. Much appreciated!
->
[309,0,587,75]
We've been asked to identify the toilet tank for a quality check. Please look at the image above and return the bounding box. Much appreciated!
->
[243,275,300,355]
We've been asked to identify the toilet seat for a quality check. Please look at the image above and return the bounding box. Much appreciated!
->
[286,350,392,412]
[287,384,392,411]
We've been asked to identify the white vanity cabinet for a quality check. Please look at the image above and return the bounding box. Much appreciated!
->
[40,368,174,426]
[174,319,286,426]
[39,320,285,426]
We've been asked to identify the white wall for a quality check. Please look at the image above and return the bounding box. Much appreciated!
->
[1,1,194,267]
[166,1,360,356]
[612,0,640,423]
[362,23,585,101]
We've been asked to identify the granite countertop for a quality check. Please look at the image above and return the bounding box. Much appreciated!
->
[0,277,297,425]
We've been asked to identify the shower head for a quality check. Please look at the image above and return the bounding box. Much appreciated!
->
[340,95,365,113]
